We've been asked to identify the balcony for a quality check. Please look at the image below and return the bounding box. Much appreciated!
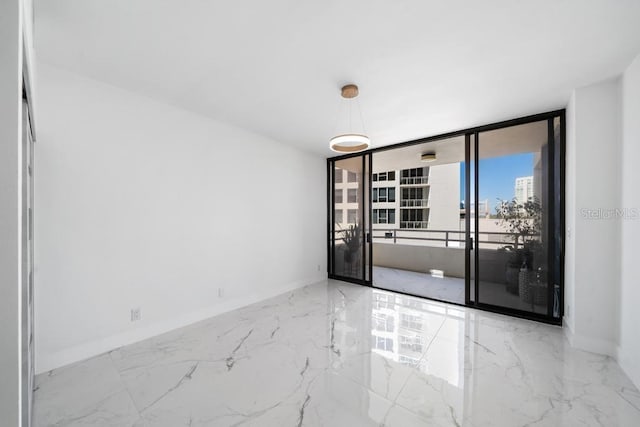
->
[399,221,429,229]
[400,176,429,185]
[369,228,547,313]
[400,199,429,208]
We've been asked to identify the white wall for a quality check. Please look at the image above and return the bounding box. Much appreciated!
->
[565,54,640,390]
[619,53,640,388]
[564,78,622,356]
[1,0,23,424]
[35,63,326,373]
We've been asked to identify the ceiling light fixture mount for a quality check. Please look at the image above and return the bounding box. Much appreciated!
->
[330,84,370,153]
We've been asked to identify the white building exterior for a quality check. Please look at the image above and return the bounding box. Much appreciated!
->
[515,176,534,204]
[333,161,462,249]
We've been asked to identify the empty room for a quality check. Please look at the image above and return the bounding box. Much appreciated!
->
[3,0,640,426]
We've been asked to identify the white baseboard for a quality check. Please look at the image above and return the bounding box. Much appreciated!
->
[617,346,640,390]
[36,275,325,374]
[563,316,618,358]
[564,317,640,389]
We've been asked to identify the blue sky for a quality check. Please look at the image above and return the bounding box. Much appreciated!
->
[459,153,534,213]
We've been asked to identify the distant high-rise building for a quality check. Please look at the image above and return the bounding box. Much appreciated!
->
[515,176,534,204]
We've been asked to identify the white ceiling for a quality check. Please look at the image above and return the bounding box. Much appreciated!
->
[35,1,640,157]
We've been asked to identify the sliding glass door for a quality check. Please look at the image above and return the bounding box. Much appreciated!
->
[370,136,467,305]
[328,111,564,324]
[328,154,372,284]
[471,117,562,320]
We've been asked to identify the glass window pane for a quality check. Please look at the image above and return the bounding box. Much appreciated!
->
[477,119,550,315]
[347,209,358,224]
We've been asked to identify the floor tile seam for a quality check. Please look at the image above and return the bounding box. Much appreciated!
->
[376,316,449,425]
[386,316,448,407]
[107,350,144,420]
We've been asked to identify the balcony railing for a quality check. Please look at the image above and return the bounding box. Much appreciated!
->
[400,199,429,207]
[400,221,429,229]
[366,228,539,248]
[400,176,429,185]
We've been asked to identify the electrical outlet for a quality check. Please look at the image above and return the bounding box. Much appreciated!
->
[130,308,141,322]
[218,288,224,298]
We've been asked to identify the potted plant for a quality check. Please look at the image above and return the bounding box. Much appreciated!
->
[340,223,361,264]
[500,246,524,295]
[495,197,542,298]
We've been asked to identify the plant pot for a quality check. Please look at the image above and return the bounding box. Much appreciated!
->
[532,283,548,306]
[505,266,520,295]
[519,269,535,303]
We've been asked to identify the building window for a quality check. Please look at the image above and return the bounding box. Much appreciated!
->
[347,209,358,224]
[373,209,396,224]
[347,171,358,183]
[401,296,423,309]
[335,168,343,183]
[347,188,358,203]
[400,208,428,228]
[402,187,424,200]
[399,335,424,352]
[400,167,429,185]
[401,209,423,221]
[373,187,395,202]
[401,167,428,178]
[373,313,395,332]
[373,170,395,182]
[374,336,394,352]
[334,189,343,203]
[335,209,343,224]
[373,293,395,309]
[400,313,422,330]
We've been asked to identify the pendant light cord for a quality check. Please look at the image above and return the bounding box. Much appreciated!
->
[356,97,367,135]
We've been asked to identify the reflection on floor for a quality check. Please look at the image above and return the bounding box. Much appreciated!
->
[34,280,640,426]
[373,266,548,314]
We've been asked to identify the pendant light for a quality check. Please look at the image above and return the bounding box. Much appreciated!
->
[330,84,370,153]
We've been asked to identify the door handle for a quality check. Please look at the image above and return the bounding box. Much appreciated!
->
[366,233,371,243]
[469,237,474,250]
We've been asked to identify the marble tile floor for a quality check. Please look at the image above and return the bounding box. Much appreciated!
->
[34,279,640,426]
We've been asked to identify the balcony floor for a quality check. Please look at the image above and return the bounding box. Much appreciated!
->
[373,266,548,314]
[373,266,465,304]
